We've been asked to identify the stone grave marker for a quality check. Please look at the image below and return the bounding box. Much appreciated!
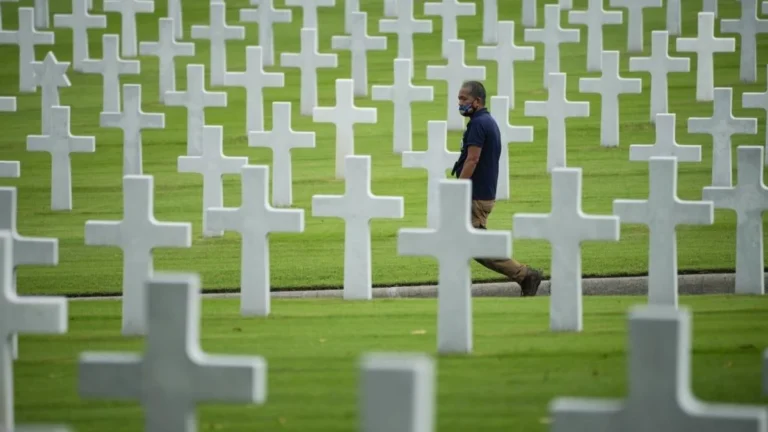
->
[482,0,498,44]
[609,0,662,52]
[477,20,535,111]
[613,158,714,307]
[0,97,15,112]
[312,79,377,179]
[53,0,107,72]
[34,0,50,28]
[360,353,435,432]
[551,305,768,431]
[225,46,284,134]
[379,0,432,74]
[676,13,735,101]
[78,273,266,430]
[568,0,623,72]
[0,162,19,178]
[249,102,315,207]
[702,146,768,295]
[703,0,717,16]
[84,176,191,335]
[190,1,245,87]
[100,84,165,176]
[81,34,140,114]
[285,0,334,29]
[513,168,620,332]
[629,113,702,162]
[666,0,681,35]
[281,28,338,116]
[522,0,569,27]
[629,31,690,123]
[0,8,54,92]
[426,39,486,131]
[525,72,589,172]
[424,0,476,58]
[402,121,459,228]
[103,0,154,58]
[398,180,511,354]
[490,96,533,200]
[742,64,768,163]
[721,0,768,83]
[332,11,387,97]
[688,87,757,187]
[31,52,71,135]
[139,18,195,103]
[165,64,228,157]
[312,156,404,300]
[344,0,359,32]
[524,4,580,89]
[383,0,397,17]
[26,106,96,211]
[207,166,304,317]
[178,126,248,238]
[240,0,292,67]
[167,0,182,39]
[371,58,434,154]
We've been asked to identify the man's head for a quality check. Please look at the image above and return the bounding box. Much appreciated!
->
[458,81,486,117]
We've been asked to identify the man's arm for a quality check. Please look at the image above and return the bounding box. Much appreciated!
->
[459,145,481,179]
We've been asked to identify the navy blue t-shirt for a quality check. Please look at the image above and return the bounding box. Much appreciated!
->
[452,108,501,200]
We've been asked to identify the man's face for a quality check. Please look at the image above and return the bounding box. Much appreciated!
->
[457,87,478,117]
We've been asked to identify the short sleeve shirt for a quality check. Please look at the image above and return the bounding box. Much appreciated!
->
[453,108,501,200]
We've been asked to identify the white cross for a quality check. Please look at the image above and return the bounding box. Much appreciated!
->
[609,0,662,52]
[703,0,718,16]
[383,0,397,17]
[190,1,245,87]
[522,0,572,27]
[139,18,195,103]
[666,0,681,35]
[379,0,432,71]
[524,4,580,89]
[312,156,404,300]
[490,96,533,200]
[26,106,96,211]
[689,87,757,187]
[613,158,713,307]
[178,126,248,238]
[551,305,768,432]
[84,176,191,335]
[0,97,15,112]
[167,0,183,39]
[331,11,387,97]
[240,0,292,67]
[398,180,510,354]
[360,353,435,432]
[103,0,154,58]
[165,64,228,157]
[513,168,619,332]
[423,0,476,58]
[372,58,434,154]
[78,273,265,431]
[568,0,623,72]
[629,113,701,162]
[525,72,589,172]
[344,0,359,32]
[313,79,377,179]
[280,28,338,116]
[249,101,315,207]
[629,31,690,123]
[0,232,67,431]
[206,166,304,317]
[721,0,768,83]
[225,46,284,134]
[100,84,165,176]
[33,0,50,28]
[53,0,107,72]
[742,64,768,163]
[31,51,71,135]
[402,121,459,228]
[482,0,498,44]
[426,39,486,131]
[702,146,768,295]
[81,34,140,114]
[0,8,54,92]
[285,0,334,29]
[0,162,19,178]
[477,20,535,111]
[676,13,735,101]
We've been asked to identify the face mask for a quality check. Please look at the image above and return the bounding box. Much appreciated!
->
[458,103,475,117]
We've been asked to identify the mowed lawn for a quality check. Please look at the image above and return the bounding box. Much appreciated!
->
[0,0,767,295]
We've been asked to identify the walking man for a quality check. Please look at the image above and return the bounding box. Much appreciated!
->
[451,81,543,296]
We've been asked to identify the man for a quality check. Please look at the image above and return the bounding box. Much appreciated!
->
[451,81,543,296]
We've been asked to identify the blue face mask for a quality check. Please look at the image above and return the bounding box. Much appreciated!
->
[458,103,475,116]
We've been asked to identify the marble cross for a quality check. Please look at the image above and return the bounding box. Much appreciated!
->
[0,161,19,179]
[167,0,183,39]
[81,34,141,114]
[666,0,681,35]
[332,11,387,97]
[609,0,662,52]
[224,46,285,134]
[34,0,50,28]
[0,97,14,112]
[568,0,623,72]
[742,64,768,163]
[0,8,54,92]
[190,1,245,87]
[240,0,292,67]
[613,158,714,307]
[31,52,71,135]
[398,180,511,354]
[139,18,195,103]
[688,87,757,187]
[379,0,432,71]
[383,0,397,17]
[312,79,377,179]
[280,28,338,116]
[249,102,315,207]
[721,0,768,83]
[53,0,107,72]
[423,0,476,58]
[522,0,573,27]
[490,96,533,200]
[676,13,735,101]
[426,39,486,131]
[476,20,535,111]
[344,0,359,32]
[629,113,702,162]
[703,0,718,16]
[100,84,165,176]
[702,146,768,295]
[78,273,266,430]
[207,166,304,317]
[312,156,404,301]
[482,0,498,44]
[524,4,580,89]
[285,0,335,29]
[84,176,191,335]
[513,168,619,332]
[26,106,96,211]
[103,0,154,58]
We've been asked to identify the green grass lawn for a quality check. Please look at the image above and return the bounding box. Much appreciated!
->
[0,0,767,295]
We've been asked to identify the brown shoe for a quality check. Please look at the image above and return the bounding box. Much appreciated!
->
[520,268,543,297]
